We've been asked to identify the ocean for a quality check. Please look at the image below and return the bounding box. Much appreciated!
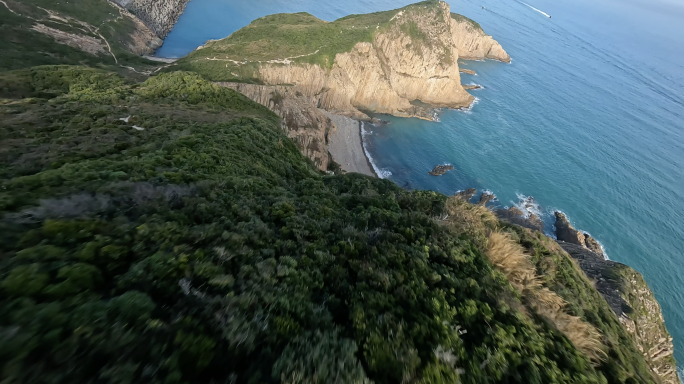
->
[157,0,684,374]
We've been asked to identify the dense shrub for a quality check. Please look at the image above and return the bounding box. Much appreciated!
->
[0,67,657,384]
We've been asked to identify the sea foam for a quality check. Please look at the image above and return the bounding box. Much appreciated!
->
[361,122,392,179]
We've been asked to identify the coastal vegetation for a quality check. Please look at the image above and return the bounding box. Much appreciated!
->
[0,66,666,384]
[0,0,678,383]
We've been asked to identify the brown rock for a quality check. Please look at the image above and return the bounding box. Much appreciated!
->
[459,68,477,75]
[454,188,477,201]
[477,191,496,206]
[584,233,604,256]
[428,164,454,176]
[554,212,586,247]
[496,206,544,232]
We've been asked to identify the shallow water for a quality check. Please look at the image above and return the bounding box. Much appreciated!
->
[158,0,684,372]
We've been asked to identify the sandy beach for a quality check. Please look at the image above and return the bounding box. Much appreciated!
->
[325,112,376,177]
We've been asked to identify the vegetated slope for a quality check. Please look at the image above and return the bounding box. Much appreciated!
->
[0,0,162,70]
[0,67,661,384]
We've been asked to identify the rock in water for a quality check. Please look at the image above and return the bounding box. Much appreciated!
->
[455,188,477,200]
[429,164,454,176]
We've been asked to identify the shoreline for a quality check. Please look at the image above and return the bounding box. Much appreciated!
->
[325,112,376,178]
[358,121,379,178]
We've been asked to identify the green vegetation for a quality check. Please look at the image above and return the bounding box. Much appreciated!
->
[0,0,159,71]
[0,65,661,384]
[172,1,453,81]
[451,13,482,32]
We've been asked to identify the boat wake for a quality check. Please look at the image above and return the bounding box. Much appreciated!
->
[519,1,552,18]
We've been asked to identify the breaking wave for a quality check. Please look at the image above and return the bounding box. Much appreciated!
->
[361,122,392,179]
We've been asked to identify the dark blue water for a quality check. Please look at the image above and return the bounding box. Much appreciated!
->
[158,0,684,374]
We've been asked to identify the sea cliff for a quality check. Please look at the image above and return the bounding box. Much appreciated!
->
[111,0,190,39]
[173,1,509,121]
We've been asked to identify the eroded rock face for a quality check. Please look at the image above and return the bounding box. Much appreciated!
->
[555,212,587,246]
[558,242,680,384]
[554,212,605,257]
[217,82,332,171]
[112,0,189,39]
[450,13,510,62]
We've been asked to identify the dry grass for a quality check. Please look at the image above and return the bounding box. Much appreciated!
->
[439,196,607,363]
[441,196,497,248]
[486,231,606,363]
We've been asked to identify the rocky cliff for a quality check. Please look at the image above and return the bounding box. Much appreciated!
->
[111,0,189,39]
[450,13,510,62]
[216,82,333,170]
[175,1,509,121]
[559,242,680,384]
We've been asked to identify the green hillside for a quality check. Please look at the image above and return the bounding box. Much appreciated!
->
[0,66,660,384]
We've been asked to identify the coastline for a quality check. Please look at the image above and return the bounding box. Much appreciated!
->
[325,112,376,178]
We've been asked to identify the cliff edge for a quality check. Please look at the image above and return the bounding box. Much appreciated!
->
[173,1,508,121]
[111,0,190,39]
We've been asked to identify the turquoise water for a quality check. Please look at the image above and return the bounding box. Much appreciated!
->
[158,0,684,373]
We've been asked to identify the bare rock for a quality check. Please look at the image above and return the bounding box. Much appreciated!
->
[496,206,544,232]
[428,164,454,176]
[554,211,586,246]
[454,188,477,201]
[477,191,496,206]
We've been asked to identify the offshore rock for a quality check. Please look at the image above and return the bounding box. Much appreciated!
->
[111,0,190,39]
[559,242,680,384]
[429,164,454,176]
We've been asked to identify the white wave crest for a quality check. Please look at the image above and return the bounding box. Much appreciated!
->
[361,122,392,179]
[513,193,542,219]
[459,97,480,114]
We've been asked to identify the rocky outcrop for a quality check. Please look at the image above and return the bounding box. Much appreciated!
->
[559,242,680,384]
[554,212,604,256]
[450,13,510,62]
[217,82,333,171]
[188,2,512,122]
[251,3,473,121]
[455,188,477,201]
[477,190,496,206]
[429,164,454,176]
[111,0,189,39]
[496,206,544,232]
[108,1,163,54]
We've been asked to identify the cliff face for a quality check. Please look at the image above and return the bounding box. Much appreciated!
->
[450,13,510,62]
[252,2,473,121]
[559,242,680,384]
[216,82,333,170]
[177,1,510,121]
[111,0,189,39]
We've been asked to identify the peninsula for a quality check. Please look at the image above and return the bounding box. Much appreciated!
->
[172,1,510,172]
